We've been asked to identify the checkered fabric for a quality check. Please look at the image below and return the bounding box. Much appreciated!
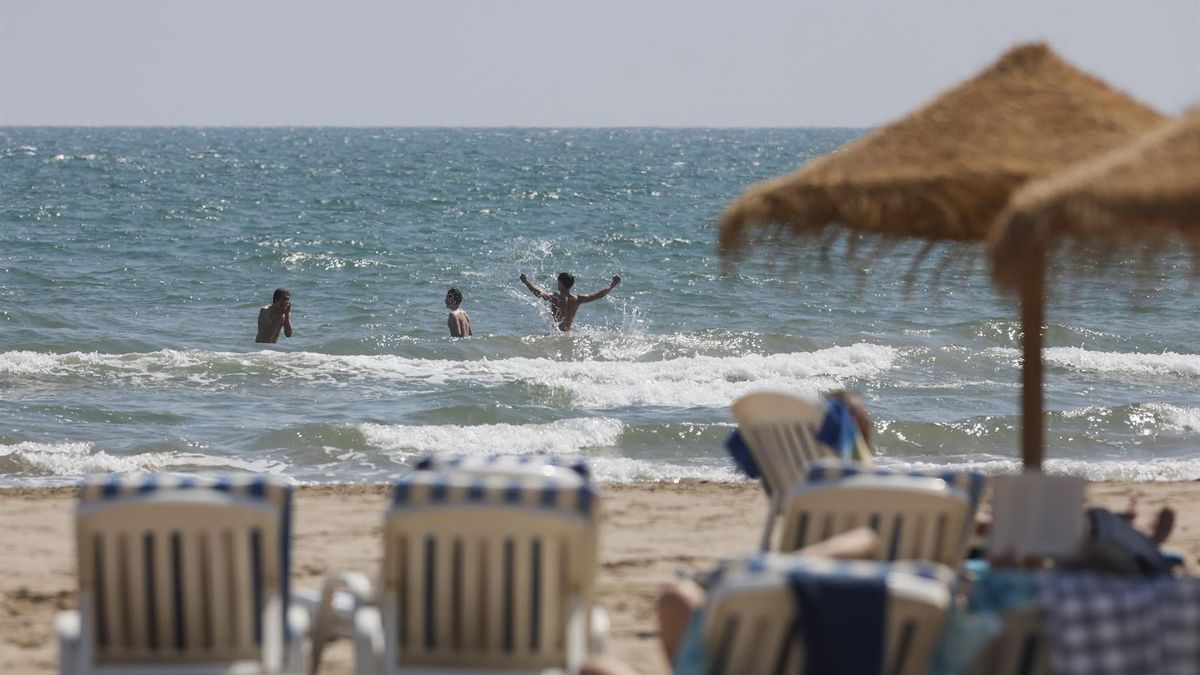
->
[711,552,958,590]
[394,462,597,517]
[413,454,592,481]
[1034,572,1200,675]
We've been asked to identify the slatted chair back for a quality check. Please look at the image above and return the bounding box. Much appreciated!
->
[779,474,970,566]
[414,455,592,482]
[732,392,837,550]
[806,459,988,551]
[381,466,599,672]
[732,392,835,497]
[73,474,293,670]
[703,555,952,675]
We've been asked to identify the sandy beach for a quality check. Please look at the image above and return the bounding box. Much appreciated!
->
[0,480,1195,674]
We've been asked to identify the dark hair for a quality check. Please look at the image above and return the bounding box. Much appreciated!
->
[272,288,290,303]
[557,272,575,289]
[446,288,463,305]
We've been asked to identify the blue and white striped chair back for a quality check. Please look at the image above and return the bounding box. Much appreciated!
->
[414,454,592,482]
[74,473,293,669]
[732,392,836,503]
[780,474,971,566]
[703,554,952,675]
[382,464,599,671]
[806,459,987,525]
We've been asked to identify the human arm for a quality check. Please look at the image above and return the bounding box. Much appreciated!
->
[578,275,621,303]
[519,273,553,300]
[282,308,293,338]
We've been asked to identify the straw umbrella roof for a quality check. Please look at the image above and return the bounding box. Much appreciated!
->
[719,42,1164,257]
[990,109,1200,292]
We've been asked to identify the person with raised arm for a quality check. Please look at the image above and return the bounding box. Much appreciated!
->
[518,271,621,332]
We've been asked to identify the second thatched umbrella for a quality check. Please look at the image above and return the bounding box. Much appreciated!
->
[718,42,1165,470]
[990,109,1200,469]
[720,43,1163,253]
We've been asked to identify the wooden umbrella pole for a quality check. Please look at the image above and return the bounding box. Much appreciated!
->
[1019,247,1046,471]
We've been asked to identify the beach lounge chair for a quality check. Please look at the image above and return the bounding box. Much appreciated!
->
[702,555,953,675]
[56,473,311,675]
[729,392,856,550]
[779,474,970,567]
[805,459,987,555]
[346,461,605,675]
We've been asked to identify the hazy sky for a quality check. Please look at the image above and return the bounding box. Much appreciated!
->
[1,0,1197,126]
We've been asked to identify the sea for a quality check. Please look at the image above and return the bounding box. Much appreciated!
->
[3,127,1200,487]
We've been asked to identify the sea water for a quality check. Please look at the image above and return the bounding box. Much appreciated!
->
[3,127,1200,486]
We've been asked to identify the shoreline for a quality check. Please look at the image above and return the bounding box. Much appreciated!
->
[3,480,1195,674]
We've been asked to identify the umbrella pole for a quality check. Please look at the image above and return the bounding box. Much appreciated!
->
[1020,248,1046,471]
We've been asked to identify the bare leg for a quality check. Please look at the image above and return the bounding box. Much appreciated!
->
[798,526,881,560]
[656,578,706,665]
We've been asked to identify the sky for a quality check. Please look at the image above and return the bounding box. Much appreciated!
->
[0,0,1197,127]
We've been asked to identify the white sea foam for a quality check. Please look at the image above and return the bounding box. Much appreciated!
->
[0,343,897,409]
[991,346,1200,378]
[359,417,744,483]
[1135,403,1200,432]
[0,441,282,478]
[883,456,1200,482]
[359,418,626,458]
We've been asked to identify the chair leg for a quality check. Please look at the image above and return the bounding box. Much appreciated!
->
[352,606,386,675]
[55,611,82,675]
[760,494,781,551]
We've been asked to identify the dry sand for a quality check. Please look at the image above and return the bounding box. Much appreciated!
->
[2,481,1195,674]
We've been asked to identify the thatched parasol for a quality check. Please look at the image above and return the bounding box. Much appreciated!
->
[990,110,1199,469]
[717,42,1165,471]
[719,42,1164,255]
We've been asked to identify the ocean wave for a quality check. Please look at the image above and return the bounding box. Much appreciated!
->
[0,343,897,408]
[990,346,1200,378]
[884,456,1200,482]
[359,417,626,458]
[0,441,284,478]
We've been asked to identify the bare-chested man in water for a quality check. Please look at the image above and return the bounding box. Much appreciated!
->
[519,272,621,332]
[445,287,473,337]
[256,287,293,344]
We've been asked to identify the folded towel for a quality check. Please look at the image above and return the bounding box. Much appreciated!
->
[724,429,762,481]
[817,398,859,459]
[788,565,887,675]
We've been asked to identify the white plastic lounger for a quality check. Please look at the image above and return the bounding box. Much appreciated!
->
[348,463,605,675]
[731,392,839,550]
[779,474,970,567]
[57,473,310,675]
[702,555,953,675]
[804,459,988,555]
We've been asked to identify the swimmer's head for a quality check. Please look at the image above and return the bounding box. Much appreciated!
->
[272,288,291,306]
[445,288,463,309]
[557,272,575,292]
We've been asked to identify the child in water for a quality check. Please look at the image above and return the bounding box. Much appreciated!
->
[445,288,472,337]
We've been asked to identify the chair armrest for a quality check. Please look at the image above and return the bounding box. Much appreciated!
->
[309,571,375,674]
[589,605,610,655]
[56,611,81,675]
[285,605,310,675]
[352,606,386,675]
